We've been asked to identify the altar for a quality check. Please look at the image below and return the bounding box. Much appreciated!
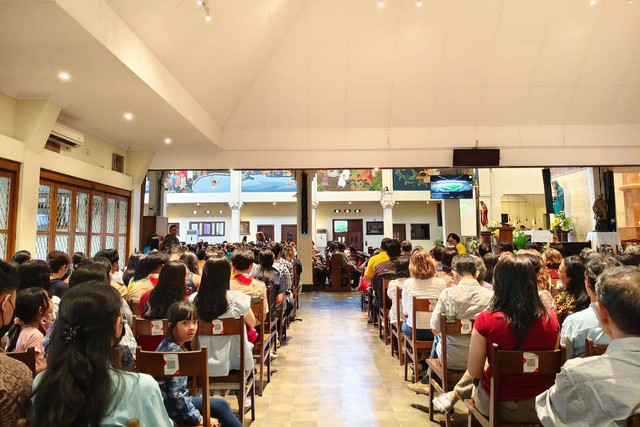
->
[586,232,621,250]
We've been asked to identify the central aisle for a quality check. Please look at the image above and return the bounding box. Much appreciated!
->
[251,292,462,426]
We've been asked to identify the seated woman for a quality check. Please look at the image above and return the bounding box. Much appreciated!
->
[435,248,457,287]
[156,301,241,427]
[7,287,52,373]
[32,282,173,426]
[401,249,446,342]
[255,249,285,316]
[140,260,189,351]
[387,257,410,326]
[544,248,563,281]
[466,255,559,423]
[17,260,59,319]
[554,255,589,325]
[193,256,257,377]
[179,252,202,295]
[447,233,467,254]
[519,250,555,312]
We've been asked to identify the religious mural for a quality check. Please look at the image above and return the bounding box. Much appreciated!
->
[392,168,438,191]
[164,171,231,193]
[241,170,297,192]
[317,169,382,191]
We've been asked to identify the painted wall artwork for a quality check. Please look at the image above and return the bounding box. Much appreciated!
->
[317,169,382,191]
[241,170,297,192]
[392,169,438,191]
[164,171,230,193]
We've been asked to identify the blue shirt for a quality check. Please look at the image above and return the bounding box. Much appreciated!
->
[560,302,612,359]
[155,339,202,425]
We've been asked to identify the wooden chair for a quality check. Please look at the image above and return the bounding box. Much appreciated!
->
[465,343,566,427]
[585,337,608,356]
[293,267,300,311]
[135,346,211,427]
[403,296,435,382]
[251,298,273,396]
[390,287,404,364]
[128,420,140,427]
[7,347,36,376]
[277,297,287,346]
[628,414,640,427]
[426,314,472,426]
[127,298,142,317]
[193,317,255,424]
[327,254,351,292]
[132,317,168,351]
[377,279,391,345]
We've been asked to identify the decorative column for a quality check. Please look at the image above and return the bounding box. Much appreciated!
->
[312,201,319,244]
[381,197,396,238]
[442,199,462,241]
[228,201,243,243]
[296,170,314,286]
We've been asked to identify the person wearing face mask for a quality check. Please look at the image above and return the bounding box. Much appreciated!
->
[0,259,32,427]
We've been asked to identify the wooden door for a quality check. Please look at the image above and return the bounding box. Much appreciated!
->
[348,219,363,251]
[257,225,275,242]
[393,224,406,242]
[281,224,297,244]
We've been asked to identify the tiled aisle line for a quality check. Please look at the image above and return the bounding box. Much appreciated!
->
[248,291,467,427]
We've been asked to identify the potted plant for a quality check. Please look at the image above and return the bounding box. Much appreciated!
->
[551,211,573,242]
[486,221,500,232]
[434,237,444,247]
[513,230,528,250]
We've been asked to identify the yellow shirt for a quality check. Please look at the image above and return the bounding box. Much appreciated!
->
[456,243,467,254]
[365,251,390,280]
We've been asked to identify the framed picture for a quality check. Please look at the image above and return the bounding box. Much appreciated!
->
[366,221,384,235]
[240,221,250,235]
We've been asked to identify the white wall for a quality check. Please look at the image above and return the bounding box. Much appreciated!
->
[478,168,545,224]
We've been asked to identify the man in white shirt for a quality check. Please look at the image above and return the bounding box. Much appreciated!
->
[560,255,619,359]
[536,266,640,426]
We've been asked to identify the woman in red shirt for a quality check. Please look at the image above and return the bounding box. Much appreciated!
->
[467,254,560,423]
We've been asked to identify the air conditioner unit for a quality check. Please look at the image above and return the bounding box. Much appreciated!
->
[49,122,84,149]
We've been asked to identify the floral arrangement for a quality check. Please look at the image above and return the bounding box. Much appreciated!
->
[486,221,500,232]
[433,238,444,247]
[470,238,479,251]
[513,230,528,250]
[551,211,573,232]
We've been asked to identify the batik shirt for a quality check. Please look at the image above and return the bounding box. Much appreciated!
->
[155,339,202,425]
[274,259,292,291]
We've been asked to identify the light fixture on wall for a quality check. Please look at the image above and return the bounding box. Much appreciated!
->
[164,138,171,144]
[416,0,423,6]
[273,202,277,205]
[355,209,361,213]
[58,71,70,81]
[206,210,210,214]
[219,210,223,214]
[377,0,384,7]
[345,209,351,213]
[334,209,340,213]
[193,210,197,215]
[123,113,133,121]
[197,203,201,207]
[348,201,352,205]
[198,0,211,21]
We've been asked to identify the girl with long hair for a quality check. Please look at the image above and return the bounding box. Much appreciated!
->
[142,261,188,320]
[32,282,173,426]
[255,249,285,312]
[554,255,589,324]
[179,251,202,294]
[155,301,241,427]
[464,255,559,423]
[519,250,555,311]
[192,256,256,377]
[122,252,143,287]
[435,247,458,287]
[7,287,52,373]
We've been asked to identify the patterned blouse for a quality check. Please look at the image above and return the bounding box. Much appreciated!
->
[553,291,576,325]
[0,351,32,427]
[155,339,202,425]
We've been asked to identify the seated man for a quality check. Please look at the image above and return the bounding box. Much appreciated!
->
[536,266,640,425]
[413,254,493,396]
[230,248,268,316]
[561,255,619,359]
[127,252,169,303]
[334,242,362,287]
[372,239,402,310]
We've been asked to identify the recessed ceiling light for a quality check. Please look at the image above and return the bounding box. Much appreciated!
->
[124,113,133,120]
[164,138,171,144]
[205,14,211,21]
[219,210,223,214]
[206,210,210,214]
[58,72,70,81]
[378,0,384,7]
[590,0,596,5]
[193,210,197,215]
[273,202,277,205]
[416,0,423,6]
[197,0,203,4]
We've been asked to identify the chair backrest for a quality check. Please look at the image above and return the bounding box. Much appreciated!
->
[489,343,566,425]
[133,317,168,338]
[382,279,390,312]
[395,287,402,326]
[411,296,435,343]
[330,254,342,270]
[135,346,210,427]
[251,298,266,346]
[6,347,36,376]
[128,420,140,427]
[628,414,640,427]
[193,317,247,375]
[127,299,142,317]
[439,313,474,371]
[585,338,608,356]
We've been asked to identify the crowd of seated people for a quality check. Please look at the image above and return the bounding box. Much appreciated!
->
[358,236,640,425]
[0,232,303,426]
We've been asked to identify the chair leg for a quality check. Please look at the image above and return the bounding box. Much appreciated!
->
[266,346,272,383]
[404,348,409,381]
[237,389,244,425]
[250,374,256,421]
[258,354,264,396]
[413,349,419,383]
[429,371,435,422]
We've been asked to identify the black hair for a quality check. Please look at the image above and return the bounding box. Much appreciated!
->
[0,259,19,294]
[92,257,113,278]
[441,248,458,273]
[231,248,255,271]
[145,231,159,247]
[71,252,88,270]
[549,242,566,257]
[122,252,144,286]
[498,242,516,254]
[562,255,590,311]
[179,252,200,276]
[490,255,548,343]
[7,287,50,351]
[579,247,598,263]
[585,255,621,290]
[525,242,543,253]
[447,233,461,244]
[169,225,178,231]
[69,261,110,288]
[255,249,278,289]
[401,240,412,252]
[521,253,542,274]
[615,251,640,267]
[94,249,119,267]
[451,254,477,277]
[432,245,445,262]
[386,239,402,258]
[196,249,206,261]
[17,260,51,293]
[144,261,187,320]
[482,252,498,284]
[380,237,391,252]
[595,266,640,336]
[394,257,410,279]
[477,243,491,257]
[148,236,161,251]
[337,242,346,251]
[142,252,170,275]
[47,251,71,274]
[11,250,31,266]
[166,301,199,341]
[267,241,284,258]
[32,282,123,426]
[194,256,231,322]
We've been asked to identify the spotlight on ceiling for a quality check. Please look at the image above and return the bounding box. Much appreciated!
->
[58,72,70,81]
[123,113,133,121]
[378,0,384,7]
[164,138,171,144]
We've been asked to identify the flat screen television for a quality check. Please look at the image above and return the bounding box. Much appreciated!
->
[430,175,474,199]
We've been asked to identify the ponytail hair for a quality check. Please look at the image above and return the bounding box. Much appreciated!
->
[32,282,123,427]
[7,287,50,352]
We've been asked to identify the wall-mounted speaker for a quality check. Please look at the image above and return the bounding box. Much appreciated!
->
[301,171,308,234]
[542,168,554,214]
[453,149,500,167]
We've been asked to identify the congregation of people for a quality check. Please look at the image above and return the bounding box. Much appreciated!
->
[330,234,640,426]
[0,230,303,426]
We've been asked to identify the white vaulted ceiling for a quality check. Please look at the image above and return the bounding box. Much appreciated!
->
[0,0,639,168]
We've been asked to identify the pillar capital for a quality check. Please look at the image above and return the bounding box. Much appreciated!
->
[312,201,320,209]
[380,198,396,210]
[228,201,244,210]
